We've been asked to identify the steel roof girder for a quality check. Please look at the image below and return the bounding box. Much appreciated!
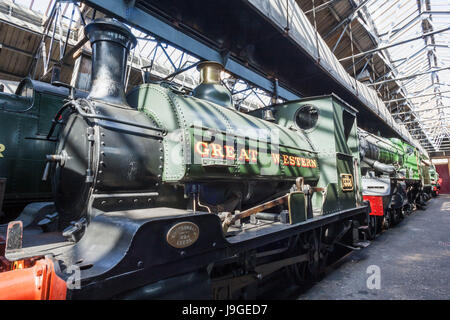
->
[81,0,301,101]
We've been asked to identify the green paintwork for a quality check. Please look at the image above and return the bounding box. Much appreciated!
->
[251,95,361,216]
[390,138,421,181]
[127,83,319,183]
[288,192,307,224]
[419,153,431,187]
[365,134,404,165]
[429,164,439,186]
[421,163,431,187]
[0,79,69,206]
[127,86,361,219]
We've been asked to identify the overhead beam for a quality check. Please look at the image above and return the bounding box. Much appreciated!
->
[424,141,450,145]
[417,135,447,141]
[368,67,450,87]
[378,11,450,38]
[426,144,450,148]
[402,116,450,124]
[422,11,450,15]
[0,69,23,80]
[408,126,448,132]
[81,0,300,101]
[0,42,72,68]
[385,90,450,103]
[323,0,373,40]
[339,26,450,62]
[391,105,450,116]
[423,142,450,146]
[61,36,88,63]
[409,133,447,140]
[332,22,349,53]
[305,0,339,14]
[412,135,440,142]
[423,140,448,144]
[425,147,450,151]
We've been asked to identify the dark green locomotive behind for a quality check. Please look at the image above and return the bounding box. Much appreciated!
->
[0,80,86,221]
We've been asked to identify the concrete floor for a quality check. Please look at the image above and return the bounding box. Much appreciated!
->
[296,194,450,300]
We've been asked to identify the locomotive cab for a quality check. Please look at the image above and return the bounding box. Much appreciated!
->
[249,95,362,216]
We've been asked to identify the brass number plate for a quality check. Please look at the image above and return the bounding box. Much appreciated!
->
[166,221,200,248]
[341,174,354,192]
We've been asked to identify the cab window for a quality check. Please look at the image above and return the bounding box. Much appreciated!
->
[295,105,319,131]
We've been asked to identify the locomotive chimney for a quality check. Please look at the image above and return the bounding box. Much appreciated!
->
[193,61,233,108]
[84,18,137,105]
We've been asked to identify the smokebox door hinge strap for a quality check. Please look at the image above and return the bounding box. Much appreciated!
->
[86,127,95,183]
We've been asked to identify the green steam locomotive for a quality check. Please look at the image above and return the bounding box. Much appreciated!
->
[358,129,432,233]
[429,164,440,197]
[0,18,434,299]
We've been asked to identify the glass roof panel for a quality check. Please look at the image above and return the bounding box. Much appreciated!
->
[362,0,450,150]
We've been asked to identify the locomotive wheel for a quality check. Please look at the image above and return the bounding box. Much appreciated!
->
[382,212,391,230]
[288,230,322,284]
[376,217,383,233]
[306,231,321,280]
[367,215,377,240]
[288,234,308,284]
[403,204,412,216]
[391,208,403,225]
[288,256,307,284]
[417,194,427,209]
[397,208,405,221]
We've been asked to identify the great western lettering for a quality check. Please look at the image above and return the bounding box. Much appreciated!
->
[194,141,317,168]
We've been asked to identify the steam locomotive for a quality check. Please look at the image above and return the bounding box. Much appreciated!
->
[0,18,433,299]
[0,79,85,221]
[430,164,440,197]
[358,129,432,234]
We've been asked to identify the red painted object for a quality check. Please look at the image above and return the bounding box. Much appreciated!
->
[433,186,439,195]
[0,225,66,299]
[0,258,67,300]
[436,164,449,194]
[363,195,384,216]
